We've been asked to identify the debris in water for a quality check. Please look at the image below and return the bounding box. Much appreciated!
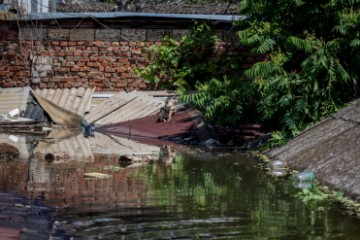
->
[267,160,288,177]
[293,170,315,182]
[292,170,315,189]
[84,172,112,179]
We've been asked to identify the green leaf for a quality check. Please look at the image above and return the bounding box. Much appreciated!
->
[350,39,360,47]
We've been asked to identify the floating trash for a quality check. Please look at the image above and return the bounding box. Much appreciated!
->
[293,170,315,182]
[84,172,112,179]
[292,170,315,189]
[268,160,287,169]
[267,160,288,177]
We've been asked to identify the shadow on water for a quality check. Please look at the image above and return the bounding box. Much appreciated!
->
[0,131,360,239]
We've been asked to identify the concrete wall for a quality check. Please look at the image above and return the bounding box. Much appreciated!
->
[0,23,238,91]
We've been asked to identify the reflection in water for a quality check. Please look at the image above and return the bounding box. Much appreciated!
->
[0,132,359,239]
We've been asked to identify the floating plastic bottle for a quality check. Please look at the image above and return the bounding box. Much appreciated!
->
[267,160,288,177]
[293,170,315,182]
[268,160,287,170]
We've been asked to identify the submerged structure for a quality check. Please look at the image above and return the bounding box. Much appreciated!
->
[0,87,201,145]
[267,99,360,201]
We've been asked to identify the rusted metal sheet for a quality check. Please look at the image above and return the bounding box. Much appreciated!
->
[97,110,197,139]
[0,87,31,116]
[34,87,95,116]
[84,91,164,125]
[267,99,360,201]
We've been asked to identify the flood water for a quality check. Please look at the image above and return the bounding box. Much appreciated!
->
[0,132,360,239]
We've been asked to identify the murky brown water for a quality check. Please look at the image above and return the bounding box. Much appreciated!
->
[0,132,360,239]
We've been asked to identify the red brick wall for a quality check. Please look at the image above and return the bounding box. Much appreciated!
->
[0,26,239,91]
[1,39,154,91]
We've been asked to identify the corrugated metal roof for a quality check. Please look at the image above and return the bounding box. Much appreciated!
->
[266,98,360,200]
[34,87,95,116]
[0,87,31,116]
[85,91,165,125]
[17,12,247,22]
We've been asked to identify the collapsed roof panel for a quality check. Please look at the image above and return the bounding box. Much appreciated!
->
[34,87,95,116]
[84,91,164,125]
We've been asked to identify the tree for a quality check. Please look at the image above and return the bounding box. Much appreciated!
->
[237,0,360,136]
[136,0,360,141]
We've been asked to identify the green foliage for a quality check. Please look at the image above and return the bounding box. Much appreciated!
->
[238,21,280,55]
[237,0,359,135]
[296,181,360,215]
[294,184,340,211]
[135,22,218,94]
[180,77,256,125]
[136,0,360,138]
[264,131,289,149]
[136,22,256,126]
